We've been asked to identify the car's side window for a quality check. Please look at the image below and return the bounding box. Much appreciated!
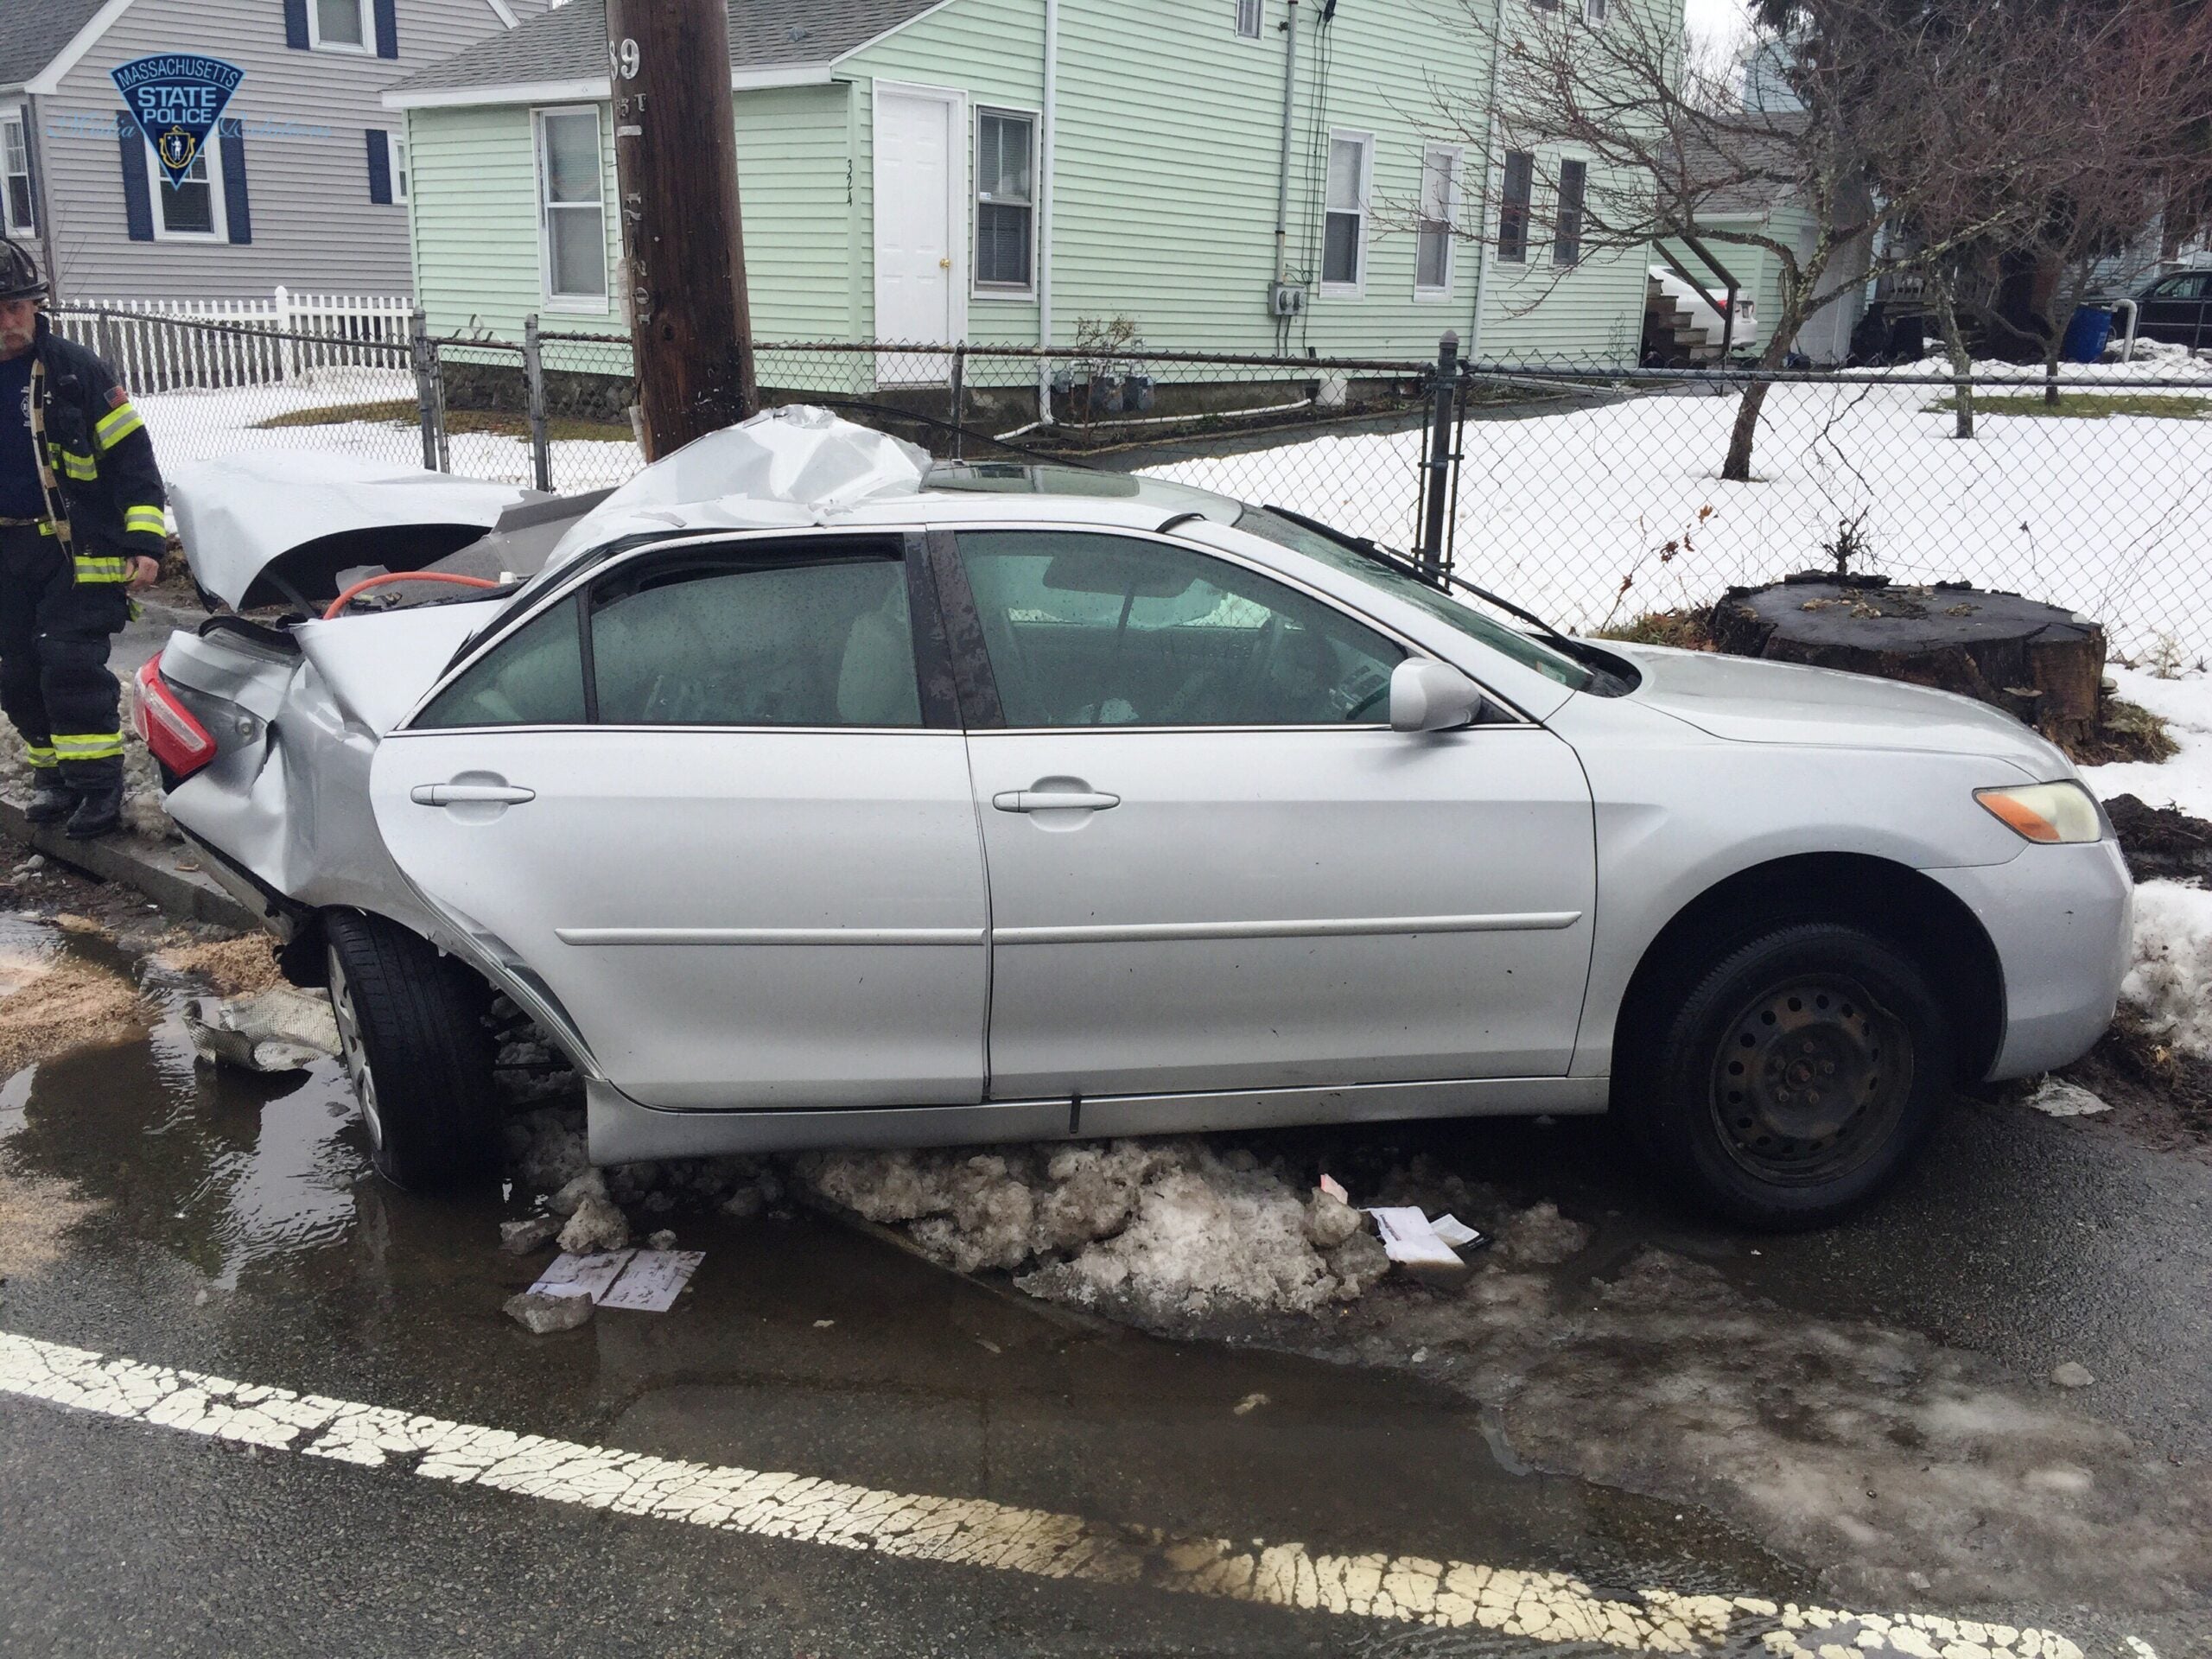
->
[589,543,923,728]
[954,529,1403,728]
[414,598,588,729]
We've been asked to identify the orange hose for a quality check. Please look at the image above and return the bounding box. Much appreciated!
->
[322,570,499,620]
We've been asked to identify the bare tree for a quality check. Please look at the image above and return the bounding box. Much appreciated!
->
[1431,0,2185,477]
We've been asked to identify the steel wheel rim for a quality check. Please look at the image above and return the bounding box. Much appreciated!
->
[327,947,384,1154]
[1707,973,1912,1185]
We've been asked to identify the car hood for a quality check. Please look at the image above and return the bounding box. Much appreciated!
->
[1603,643,2072,778]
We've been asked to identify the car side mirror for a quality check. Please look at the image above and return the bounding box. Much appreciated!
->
[1389,659,1485,733]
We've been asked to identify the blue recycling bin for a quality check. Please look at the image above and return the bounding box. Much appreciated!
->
[2061,305,2115,363]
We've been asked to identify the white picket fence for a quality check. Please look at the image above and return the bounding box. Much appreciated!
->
[48,289,413,393]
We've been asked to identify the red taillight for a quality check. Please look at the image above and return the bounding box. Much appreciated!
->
[132,656,219,779]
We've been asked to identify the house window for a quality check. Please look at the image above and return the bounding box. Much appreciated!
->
[536,107,606,307]
[1321,130,1371,293]
[1553,158,1587,265]
[1415,146,1459,296]
[1236,0,1263,36]
[1,115,32,233]
[391,134,409,204]
[975,109,1034,293]
[1498,150,1534,264]
[1582,0,1609,19]
[310,0,372,51]
[148,133,225,240]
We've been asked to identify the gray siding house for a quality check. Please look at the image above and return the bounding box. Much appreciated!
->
[0,0,550,300]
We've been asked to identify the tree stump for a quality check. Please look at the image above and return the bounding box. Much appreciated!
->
[1708,575,2106,752]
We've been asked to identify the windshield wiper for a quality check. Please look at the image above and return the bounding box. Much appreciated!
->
[1261,504,1595,663]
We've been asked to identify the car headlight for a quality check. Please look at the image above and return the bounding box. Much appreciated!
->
[1974,781,2105,844]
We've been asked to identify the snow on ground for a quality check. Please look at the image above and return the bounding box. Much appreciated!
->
[2087,665,2212,818]
[135,365,642,492]
[1144,353,2212,658]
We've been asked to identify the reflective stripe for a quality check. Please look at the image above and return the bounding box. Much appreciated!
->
[50,448,97,481]
[123,505,166,537]
[52,733,124,761]
[95,403,143,448]
[22,745,55,770]
[36,520,53,537]
[71,556,130,583]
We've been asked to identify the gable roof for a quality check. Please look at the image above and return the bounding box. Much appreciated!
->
[386,0,942,104]
[0,0,112,90]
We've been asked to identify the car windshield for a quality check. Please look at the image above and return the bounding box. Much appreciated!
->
[1234,507,1593,691]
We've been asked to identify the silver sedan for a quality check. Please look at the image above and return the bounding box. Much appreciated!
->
[145,415,2133,1227]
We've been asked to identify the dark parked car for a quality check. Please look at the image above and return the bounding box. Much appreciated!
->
[2131,270,2212,351]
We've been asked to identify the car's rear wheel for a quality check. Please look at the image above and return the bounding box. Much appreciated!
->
[1624,922,1948,1229]
[324,910,499,1192]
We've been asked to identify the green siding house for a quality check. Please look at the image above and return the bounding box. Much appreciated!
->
[385,0,1660,375]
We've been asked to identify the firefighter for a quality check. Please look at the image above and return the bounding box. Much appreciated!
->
[0,240,164,839]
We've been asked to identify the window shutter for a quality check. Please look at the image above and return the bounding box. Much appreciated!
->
[117,115,153,241]
[219,119,251,244]
[283,0,308,49]
[365,129,391,204]
[373,0,398,58]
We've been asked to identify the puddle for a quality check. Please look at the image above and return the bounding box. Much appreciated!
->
[0,932,1810,1613]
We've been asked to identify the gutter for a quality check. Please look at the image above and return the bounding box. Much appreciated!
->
[383,63,833,111]
[1037,0,1058,423]
[1272,0,1300,288]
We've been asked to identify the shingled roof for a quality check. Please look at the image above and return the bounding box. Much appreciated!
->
[0,0,108,90]
[389,0,943,97]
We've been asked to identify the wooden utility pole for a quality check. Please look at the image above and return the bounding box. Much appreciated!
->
[606,0,758,459]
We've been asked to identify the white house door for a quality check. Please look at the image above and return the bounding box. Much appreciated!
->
[874,86,963,385]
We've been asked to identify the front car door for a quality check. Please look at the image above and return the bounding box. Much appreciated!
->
[938,525,1598,1104]
[2138,272,2210,346]
[370,531,990,1111]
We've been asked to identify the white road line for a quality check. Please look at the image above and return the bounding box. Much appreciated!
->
[0,1330,2139,1659]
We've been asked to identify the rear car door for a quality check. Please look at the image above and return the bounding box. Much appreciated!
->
[938,525,1597,1101]
[369,531,990,1111]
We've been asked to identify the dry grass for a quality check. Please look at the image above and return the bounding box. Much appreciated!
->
[255,398,631,443]
[1921,391,2211,420]
[1592,608,1714,651]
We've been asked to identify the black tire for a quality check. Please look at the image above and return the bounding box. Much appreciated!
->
[1620,922,1949,1230]
[324,910,499,1192]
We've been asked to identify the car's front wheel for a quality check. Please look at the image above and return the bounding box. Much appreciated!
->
[324,910,499,1192]
[1624,922,1949,1229]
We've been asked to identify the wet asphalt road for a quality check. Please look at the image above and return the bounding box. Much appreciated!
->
[2,937,2209,1656]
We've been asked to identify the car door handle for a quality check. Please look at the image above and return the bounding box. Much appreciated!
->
[992,789,1120,813]
[411,783,537,806]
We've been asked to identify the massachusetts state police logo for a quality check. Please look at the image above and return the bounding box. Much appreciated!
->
[110,54,245,188]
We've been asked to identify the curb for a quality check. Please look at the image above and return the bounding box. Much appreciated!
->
[0,797,257,931]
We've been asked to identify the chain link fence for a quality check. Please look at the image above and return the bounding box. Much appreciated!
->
[81,302,2212,664]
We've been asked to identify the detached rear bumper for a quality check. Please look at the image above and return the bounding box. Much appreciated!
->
[1929,839,2134,1081]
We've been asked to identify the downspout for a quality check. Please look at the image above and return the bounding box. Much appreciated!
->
[1465,0,1506,359]
[1036,0,1058,424]
[1273,0,1300,289]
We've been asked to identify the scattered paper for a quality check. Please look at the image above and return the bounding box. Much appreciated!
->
[530,1249,633,1301]
[1365,1206,1465,1269]
[600,1249,703,1313]
[1319,1173,1350,1204]
[1429,1214,1490,1251]
[528,1247,702,1313]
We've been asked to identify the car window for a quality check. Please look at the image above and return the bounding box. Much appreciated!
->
[2156,274,2209,298]
[1234,506,1593,691]
[955,530,1402,728]
[414,598,588,728]
[590,545,922,728]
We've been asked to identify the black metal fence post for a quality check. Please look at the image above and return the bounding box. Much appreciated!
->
[523,313,552,493]
[1418,330,1459,579]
